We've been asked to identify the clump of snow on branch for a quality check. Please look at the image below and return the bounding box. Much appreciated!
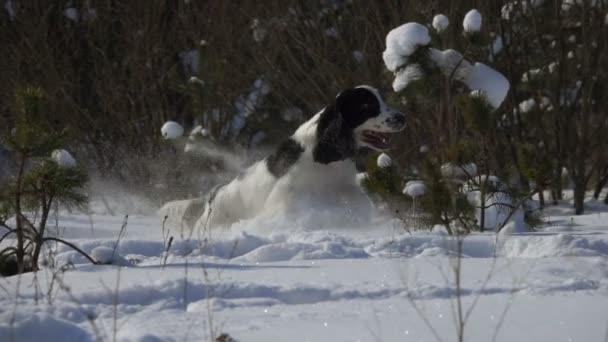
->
[383,20,510,108]
[51,149,77,168]
[188,76,204,85]
[64,7,78,22]
[429,49,509,108]
[462,63,510,108]
[393,64,424,92]
[355,172,368,185]
[519,98,536,113]
[403,180,427,198]
[376,153,392,168]
[161,121,184,140]
[432,14,449,32]
[382,23,431,72]
[463,9,482,33]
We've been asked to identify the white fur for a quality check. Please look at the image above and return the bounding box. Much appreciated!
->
[191,111,372,230]
[161,86,404,231]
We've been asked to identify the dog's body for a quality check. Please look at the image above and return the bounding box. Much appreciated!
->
[161,85,406,230]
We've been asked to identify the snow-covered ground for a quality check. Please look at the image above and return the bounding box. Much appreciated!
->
[1,192,608,341]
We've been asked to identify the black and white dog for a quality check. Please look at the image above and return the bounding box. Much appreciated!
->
[161,85,406,230]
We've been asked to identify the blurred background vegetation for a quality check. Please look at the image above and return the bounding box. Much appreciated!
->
[0,0,606,215]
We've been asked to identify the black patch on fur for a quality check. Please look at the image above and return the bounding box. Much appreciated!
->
[313,88,380,164]
[266,138,304,177]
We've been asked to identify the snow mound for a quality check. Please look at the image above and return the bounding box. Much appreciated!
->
[383,23,431,72]
[161,121,184,140]
[0,312,93,342]
[51,149,77,168]
[500,233,608,258]
[91,246,132,266]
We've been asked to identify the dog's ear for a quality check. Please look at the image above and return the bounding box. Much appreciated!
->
[313,92,357,164]
[334,88,359,118]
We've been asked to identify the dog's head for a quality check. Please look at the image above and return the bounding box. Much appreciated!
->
[313,86,406,164]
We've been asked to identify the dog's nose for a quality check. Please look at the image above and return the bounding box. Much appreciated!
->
[388,113,406,128]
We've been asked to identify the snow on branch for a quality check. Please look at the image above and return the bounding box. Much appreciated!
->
[383,14,510,109]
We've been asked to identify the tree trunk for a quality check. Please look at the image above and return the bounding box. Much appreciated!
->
[14,152,26,273]
[573,177,586,215]
[538,185,545,208]
[551,165,563,204]
[31,197,52,272]
[593,170,608,200]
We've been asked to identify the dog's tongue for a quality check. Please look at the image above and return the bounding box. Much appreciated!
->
[362,130,391,149]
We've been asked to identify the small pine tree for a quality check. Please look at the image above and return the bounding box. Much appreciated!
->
[0,87,93,276]
[378,12,536,233]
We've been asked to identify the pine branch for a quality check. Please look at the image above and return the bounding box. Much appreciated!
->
[41,237,98,265]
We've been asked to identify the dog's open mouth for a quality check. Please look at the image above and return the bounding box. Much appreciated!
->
[361,130,393,150]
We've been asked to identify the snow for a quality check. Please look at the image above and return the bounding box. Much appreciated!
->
[4,0,15,21]
[463,9,482,33]
[352,50,365,64]
[462,62,510,108]
[355,172,368,185]
[441,162,478,178]
[91,246,132,266]
[392,64,423,92]
[2,188,608,342]
[432,14,449,32]
[383,23,431,72]
[429,48,470,77]
[376,153,392,168]
[64,7,78,22]
[188,76,204,85]
[51,149,77,168]
[403,180,426,198]
[522,68,542,82]
[491,35,504,56]
[383,26,509,108]
[161,121,184,140]
[428,48,510,108]
[179,49,199,76]
[519,98,536,113]
[548,61,559,73]
[465,175,527,231]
